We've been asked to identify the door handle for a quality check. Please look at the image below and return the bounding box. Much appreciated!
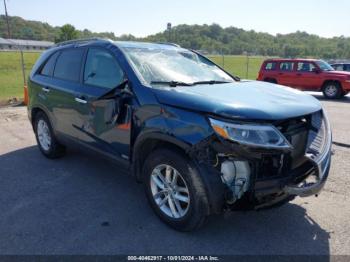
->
[42,87,50,93]
[75,97,87,104]
[296,73,302,76]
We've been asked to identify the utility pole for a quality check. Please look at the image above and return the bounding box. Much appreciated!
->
[3,0,11,38]
[167,23,172,42]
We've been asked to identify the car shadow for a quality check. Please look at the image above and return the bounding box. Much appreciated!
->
[0,146,330,257]
[309,92,350,104]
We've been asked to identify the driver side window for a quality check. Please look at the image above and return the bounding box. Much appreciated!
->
[84,48,124,89]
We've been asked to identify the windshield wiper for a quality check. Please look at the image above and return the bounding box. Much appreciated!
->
[191,80,232,85]
[150,80,232,87]
[150,81,193,87]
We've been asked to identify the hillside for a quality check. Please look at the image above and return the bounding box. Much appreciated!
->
[1,15,350,58]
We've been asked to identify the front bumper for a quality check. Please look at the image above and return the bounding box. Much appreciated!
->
[253,109,332,201]
[283,109,332,197]
[342,80,350,91]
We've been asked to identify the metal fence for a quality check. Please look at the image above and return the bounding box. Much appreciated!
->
[0,50,42,101]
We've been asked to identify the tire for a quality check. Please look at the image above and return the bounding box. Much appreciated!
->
[34,111,66,159]
[323,82,342,99]
[143,148,210,231]
[340,91,349,98]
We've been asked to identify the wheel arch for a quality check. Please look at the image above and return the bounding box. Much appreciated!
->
[131,132,226,214]
[263,77,277,84]
[131,132,191,182]
[322,79,342,90]
[30,106,57,136]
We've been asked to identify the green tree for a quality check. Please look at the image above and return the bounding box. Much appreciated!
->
[55,24,78,43]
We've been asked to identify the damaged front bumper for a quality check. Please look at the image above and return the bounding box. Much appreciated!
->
[195,109,332,210]
[283,110,332,197]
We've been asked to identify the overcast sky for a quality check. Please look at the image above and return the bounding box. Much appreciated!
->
[2,0,349,38]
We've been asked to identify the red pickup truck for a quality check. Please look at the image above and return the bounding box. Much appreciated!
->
[257,59,350,99]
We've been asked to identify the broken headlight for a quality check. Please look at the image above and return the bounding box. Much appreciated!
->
[209,118,292,150]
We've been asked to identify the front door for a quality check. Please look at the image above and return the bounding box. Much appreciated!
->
[293,62,323,90]
[74,47,132,160]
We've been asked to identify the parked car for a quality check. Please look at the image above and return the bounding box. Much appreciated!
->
[257,58,350,99]
[28,39,332,231]
[330,63,350,72]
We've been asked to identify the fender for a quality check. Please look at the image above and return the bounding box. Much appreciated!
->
[131,130,225,214]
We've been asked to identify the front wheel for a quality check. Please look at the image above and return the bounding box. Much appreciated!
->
[323,82,342,99]
[143,148,210,231]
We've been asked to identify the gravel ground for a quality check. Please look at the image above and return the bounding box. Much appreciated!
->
[0,93,349,256]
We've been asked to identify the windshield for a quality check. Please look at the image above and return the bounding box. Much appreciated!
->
[316,60,334,71]
[121,47,234,86]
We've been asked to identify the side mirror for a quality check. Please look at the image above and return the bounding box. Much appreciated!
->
[313,68,321,74]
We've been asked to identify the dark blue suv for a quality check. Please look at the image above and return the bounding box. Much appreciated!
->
[28,39,332,231]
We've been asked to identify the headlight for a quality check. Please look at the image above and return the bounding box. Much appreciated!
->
[209,118,292,150]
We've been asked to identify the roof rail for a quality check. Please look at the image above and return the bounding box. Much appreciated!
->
[53,37,111,47]
[156,42,181,48]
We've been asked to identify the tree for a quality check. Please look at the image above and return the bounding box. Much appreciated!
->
[55,24,78,43]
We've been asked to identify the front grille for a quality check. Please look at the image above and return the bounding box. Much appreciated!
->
[256,110,327,180]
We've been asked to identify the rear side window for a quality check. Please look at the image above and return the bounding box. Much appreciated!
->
[54,49,84,82]
[83,48,124,89]
[344,65,350,71]
[264,62,276,70]
[279,62,294,71]
[40,52,59,77]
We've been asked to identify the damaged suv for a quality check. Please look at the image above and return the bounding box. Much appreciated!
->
[28,39,332,231]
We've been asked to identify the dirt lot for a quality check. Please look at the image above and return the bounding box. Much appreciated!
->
[0,93,349,256]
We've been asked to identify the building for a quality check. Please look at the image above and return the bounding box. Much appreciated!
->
[0,38,53,51]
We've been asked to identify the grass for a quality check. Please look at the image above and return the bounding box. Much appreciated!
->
[0,52,266,101]
[0,51,41,100]
[208,55,266,80]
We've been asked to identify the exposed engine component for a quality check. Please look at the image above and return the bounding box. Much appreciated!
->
[220,159,251,204]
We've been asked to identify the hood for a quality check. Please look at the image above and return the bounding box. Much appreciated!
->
[324,70,350,77]
[151,81,322,121]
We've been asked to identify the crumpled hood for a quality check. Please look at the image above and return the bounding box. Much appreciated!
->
[151,81,322,120]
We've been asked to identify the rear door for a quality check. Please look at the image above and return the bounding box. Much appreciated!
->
[32,48,86,140]
[73,47,132,159]
[276,61,295,87]
[50,48,86,139]
[294,61,323,90]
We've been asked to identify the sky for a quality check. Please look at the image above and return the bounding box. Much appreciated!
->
[2,0,350,38]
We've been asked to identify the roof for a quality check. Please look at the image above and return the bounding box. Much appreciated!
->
[114,41,182,50]
[265,58,320,62]
[0,38,54,47]
[52,38,184,52]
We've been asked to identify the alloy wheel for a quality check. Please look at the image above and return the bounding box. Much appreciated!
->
[325,85,338,97]
[150,164,190,219]
[37,119,52,151]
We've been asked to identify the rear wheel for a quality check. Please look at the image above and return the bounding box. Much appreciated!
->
[323,82,342,99]
[143,148,210,231]
[264,78,277,84]
[34,112,66,158]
